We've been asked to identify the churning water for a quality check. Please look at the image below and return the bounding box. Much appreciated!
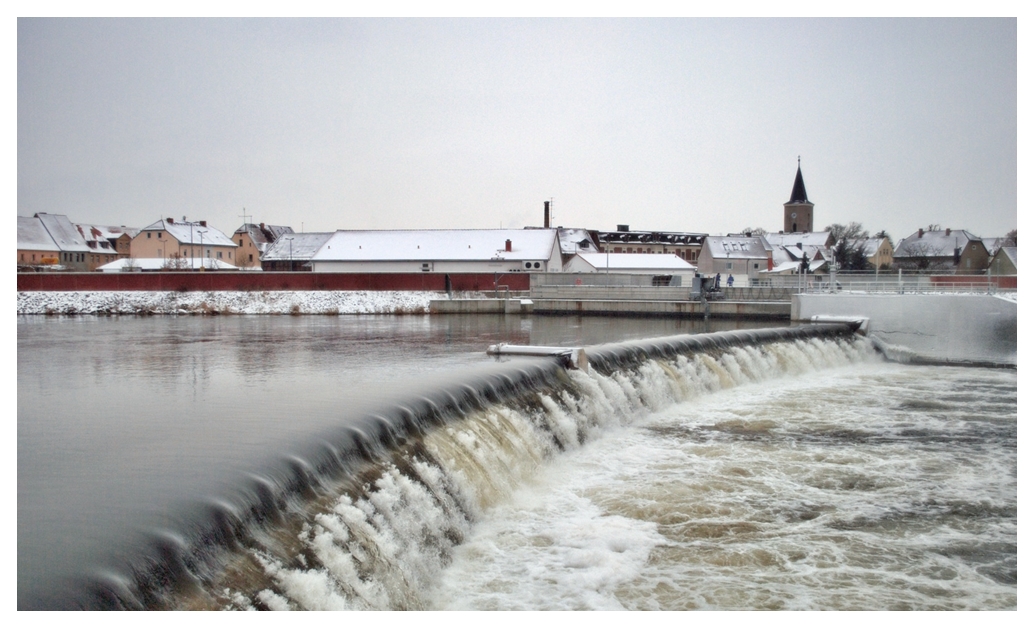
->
[17,315,1015,610]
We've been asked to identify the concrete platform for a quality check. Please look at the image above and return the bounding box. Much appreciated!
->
[430,298,534,315]
[431,298,790,319]
[533,299,790,319]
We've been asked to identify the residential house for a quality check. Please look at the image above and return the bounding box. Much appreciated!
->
[988,246,1017,276]
[893,228,989,274]
[557,228,600,264]
[75,224,140,259]
[131,218,237,267]
[17,213,92,271]
[233,223,294,269]
[97,258,238,272]
[855,235,894,270]
[74,224,134,269]
[260,232,335,271]
[306,229,564,274]
[564,252,696,275]
[696,235,773,280]
[761,231,833,275]
[766,243,831,276]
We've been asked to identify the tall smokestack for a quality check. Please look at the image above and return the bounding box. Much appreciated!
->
[544,201,551,228]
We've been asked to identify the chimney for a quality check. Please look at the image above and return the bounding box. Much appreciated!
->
[918,228,924,238]
[200,220,207,227]
[945,228,951,236]
[260,222,265,229]
[167,217,174,224]
[617,224,629,232]
[505,239,512,252]
[544,201,551,228]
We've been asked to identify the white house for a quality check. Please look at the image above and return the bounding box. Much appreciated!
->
[307,229,564,274]
[96,258,238,272]
[564,252,696,275]
[697,235,773,279]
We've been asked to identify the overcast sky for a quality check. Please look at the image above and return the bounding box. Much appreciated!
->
[17,18,1017,243]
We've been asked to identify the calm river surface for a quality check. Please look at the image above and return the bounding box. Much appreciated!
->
[17,314,1015,610]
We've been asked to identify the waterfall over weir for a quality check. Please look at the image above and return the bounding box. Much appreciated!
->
[36,323,877,610]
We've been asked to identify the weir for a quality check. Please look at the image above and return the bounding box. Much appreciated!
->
[27,322,872,610]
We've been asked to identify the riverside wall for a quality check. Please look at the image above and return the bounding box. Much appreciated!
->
[16,272,529,293]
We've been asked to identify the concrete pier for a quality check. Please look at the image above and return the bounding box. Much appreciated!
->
[430,298,790,319]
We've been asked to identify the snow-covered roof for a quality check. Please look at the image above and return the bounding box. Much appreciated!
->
[75,224,131,253]
[262,232,335,261]
[760,261,804,274]
[235,223,294,245]
[141,218,237,247]
[97,258,238,272]
[570,253,696,272]
[18,216,61,251]
[771,243,829,265]
[77,224,139,241]
[34,213,91,252]
[310,229,560,263]
[764,231,832,248]
[759,259,827,275]
[704,235,771,259]
[996,246,1017,267]
[894,229,983,258]
[558,228,599,255]
[852,236,888,258]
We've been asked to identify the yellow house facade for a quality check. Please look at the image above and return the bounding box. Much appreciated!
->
[131,218,237,265]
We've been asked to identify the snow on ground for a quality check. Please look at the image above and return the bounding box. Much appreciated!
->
[17,291,446,315]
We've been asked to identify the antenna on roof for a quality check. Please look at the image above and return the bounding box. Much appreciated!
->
[239,207,252,226]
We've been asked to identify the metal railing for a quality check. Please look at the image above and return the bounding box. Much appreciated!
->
[753,272,1015,295]
[532,284,695,302]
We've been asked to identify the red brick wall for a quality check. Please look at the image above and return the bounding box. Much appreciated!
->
[928,275,1016,289]
[17,272,530,293]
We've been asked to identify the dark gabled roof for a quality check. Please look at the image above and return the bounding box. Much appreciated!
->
[594,230,706,245]
[235,223,294,246]
[787,164,810,204]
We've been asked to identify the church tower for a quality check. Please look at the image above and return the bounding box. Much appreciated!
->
[783,158,814,233]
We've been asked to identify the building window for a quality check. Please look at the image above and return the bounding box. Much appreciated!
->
[249,254,253,262]
[726,262,733,270]
[147,232,152,238]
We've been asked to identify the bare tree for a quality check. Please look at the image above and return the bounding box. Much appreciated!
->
[826,222,872,271]
[898,241,949,271]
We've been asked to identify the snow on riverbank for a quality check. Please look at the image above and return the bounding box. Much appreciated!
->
[17,291,446,315]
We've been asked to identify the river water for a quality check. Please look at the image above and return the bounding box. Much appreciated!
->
[17,314,1016,610]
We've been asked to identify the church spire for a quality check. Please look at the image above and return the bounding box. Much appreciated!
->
[788,157,809,204]
[783,157,815,233]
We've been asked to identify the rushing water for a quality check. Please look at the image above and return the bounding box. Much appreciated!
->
[17,314,1015,610]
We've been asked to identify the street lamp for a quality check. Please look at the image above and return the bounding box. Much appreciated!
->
[197,230,208,270]
[284,237,295,271]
